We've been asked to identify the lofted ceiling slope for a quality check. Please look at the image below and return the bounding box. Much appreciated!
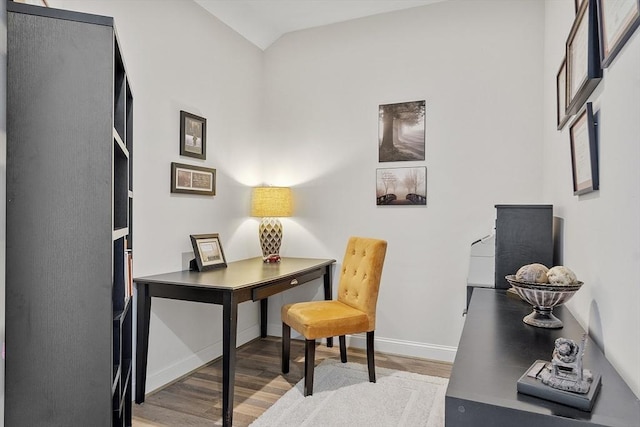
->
[193,0,446,50]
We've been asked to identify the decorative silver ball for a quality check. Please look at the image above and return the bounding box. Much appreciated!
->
[515,263,549,284]
[547,266,578,286]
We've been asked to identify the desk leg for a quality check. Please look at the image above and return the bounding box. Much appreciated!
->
[324,264,334,348]
[260,298,268,338]
[222,291,238,427]
[135,283,151,404]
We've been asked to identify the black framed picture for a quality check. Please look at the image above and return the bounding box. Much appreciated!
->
[556,58,571,130]
[378,100,426,162]
[597,0,640,68]
[566,0,602,115]
[180,110,207,159]
[190,233,227,271]
[376,167,427,206]
[170,162,216,196]
[569,102,599,195]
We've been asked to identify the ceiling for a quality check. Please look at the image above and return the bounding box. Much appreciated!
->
[193,0,445,50]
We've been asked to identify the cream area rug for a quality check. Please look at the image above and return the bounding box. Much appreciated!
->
[250,360,448,427]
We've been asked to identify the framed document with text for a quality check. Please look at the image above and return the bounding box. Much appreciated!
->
[566,0,602,115]
[556,58,571,130]
[569,103,599,195]
[596,0,640,68]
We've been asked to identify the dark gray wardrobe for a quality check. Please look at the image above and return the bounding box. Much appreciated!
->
[6,2,133,426]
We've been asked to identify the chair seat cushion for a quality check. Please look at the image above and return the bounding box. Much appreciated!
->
[282,300,369,340]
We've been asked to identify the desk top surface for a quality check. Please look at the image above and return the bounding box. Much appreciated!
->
[133,257,335,291]
[446,288,640,426]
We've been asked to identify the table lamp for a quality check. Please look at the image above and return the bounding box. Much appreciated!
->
[251,187,292,262]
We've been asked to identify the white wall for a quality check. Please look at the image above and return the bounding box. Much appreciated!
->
[543,1,640,397]
[261,0,545,357]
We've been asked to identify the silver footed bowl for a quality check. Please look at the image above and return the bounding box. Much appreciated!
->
[505,275,583,329]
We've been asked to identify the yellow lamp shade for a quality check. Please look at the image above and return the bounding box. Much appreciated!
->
[251,187,292,262]
[251,187,292,218]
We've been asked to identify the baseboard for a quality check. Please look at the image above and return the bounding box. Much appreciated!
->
[266,323,457,363]
[141,323,457,396]
[349,333,457,363]
[142,324,261,394]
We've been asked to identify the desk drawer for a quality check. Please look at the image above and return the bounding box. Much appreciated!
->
[252,269,324,301]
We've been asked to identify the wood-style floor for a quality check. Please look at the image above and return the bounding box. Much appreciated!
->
[133,336,452,427]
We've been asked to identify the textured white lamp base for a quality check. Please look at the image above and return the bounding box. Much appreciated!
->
[259,217,283,262]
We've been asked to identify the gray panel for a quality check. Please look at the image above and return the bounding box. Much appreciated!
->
[494,205,554,289]
[6,9,114,426]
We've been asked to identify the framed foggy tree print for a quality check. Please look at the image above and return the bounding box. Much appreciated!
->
[376,167,427,206]
[180,110,207,159]
[379,100,426,162]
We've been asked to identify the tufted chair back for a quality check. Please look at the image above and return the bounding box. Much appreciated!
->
[337,237,387,331]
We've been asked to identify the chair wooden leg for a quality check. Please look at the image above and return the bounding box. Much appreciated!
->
[367,331,376,383]
[339,335,347,363]
[304,339,316,396]
[282,323,290,374]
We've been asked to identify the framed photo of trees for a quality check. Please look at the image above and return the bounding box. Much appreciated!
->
[180,110,207,160]
[376,167,427,206]
[378,100,425,162]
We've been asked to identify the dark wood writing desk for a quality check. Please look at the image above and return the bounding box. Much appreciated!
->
[446,288,640,427]
[134,257,336,427]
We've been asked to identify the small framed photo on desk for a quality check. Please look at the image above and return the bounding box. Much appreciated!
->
[190,233,227,271]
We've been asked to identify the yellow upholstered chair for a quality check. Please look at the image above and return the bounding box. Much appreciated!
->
[281,236,387,396]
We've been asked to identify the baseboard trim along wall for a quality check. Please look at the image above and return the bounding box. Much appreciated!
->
[266,324,457,364]
[143,323,457,394]
[349,333,457,363]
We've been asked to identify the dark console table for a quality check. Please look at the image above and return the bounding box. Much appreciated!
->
[134,257,335,427]
[445,289,640,427]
